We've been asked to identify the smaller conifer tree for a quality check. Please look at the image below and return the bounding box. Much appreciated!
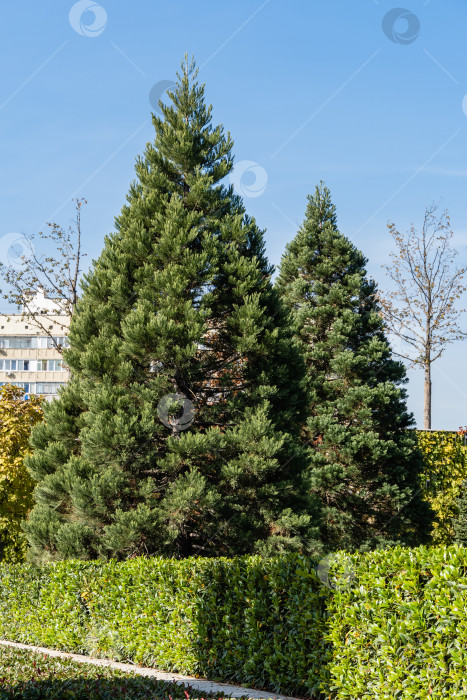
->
[275,182,433,551]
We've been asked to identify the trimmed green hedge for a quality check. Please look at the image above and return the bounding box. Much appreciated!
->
[325,546,467,699]
[1,548,467,698]
[0,555,329,698]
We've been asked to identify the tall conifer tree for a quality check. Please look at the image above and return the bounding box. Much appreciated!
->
[275,183,432,551]
[24,59,317,562]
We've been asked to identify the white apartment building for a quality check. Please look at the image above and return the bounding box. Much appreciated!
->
[0,293,70,400]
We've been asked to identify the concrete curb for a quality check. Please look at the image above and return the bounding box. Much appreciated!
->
[0,639,301,700]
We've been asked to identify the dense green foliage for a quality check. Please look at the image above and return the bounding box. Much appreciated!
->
[453,479,467,545]
[275,183,432,551]
[0,386,43,563]
[417,430,467,544]
[2,548,467,698]
[325,545,467,698]
[24,58,316,562]
[0,644,237,699]
[0,555,328,699]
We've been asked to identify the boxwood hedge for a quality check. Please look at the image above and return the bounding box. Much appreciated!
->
[0,547,467,699]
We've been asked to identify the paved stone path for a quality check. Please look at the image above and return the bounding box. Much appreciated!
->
[0,639,301,699]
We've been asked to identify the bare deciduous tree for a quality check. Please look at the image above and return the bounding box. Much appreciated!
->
[380,203,466,429]
[0,198,86,352]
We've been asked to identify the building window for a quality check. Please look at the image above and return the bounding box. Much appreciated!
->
[48,359,65,371]
[0,359,32,371]
[0,381,64,395]
[46,337,69,349]
[0,382,30,393]
[34,382,65,395]
[0,360,16,370]
[0,336,69,349]
[34,359,66,372]
[0,337,34,349]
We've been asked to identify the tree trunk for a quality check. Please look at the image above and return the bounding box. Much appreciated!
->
[423,360,431,429]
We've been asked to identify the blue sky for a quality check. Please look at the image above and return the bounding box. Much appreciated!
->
[1,0,467,429]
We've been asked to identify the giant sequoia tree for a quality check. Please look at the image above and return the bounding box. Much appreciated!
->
[24,59,317,562]
[275,183,433,552]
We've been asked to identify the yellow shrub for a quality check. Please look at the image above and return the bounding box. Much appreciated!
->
[417,430,467,544]
[0,384,43,562]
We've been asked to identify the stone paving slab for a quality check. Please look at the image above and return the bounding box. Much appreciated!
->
[0,639,301,700]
